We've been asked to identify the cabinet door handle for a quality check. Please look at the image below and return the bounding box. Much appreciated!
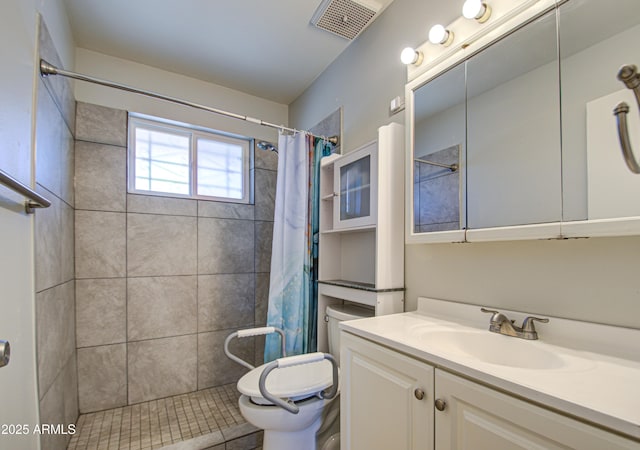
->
[414,388,425,400]
[435,398,447,411]
[0,340,10,368]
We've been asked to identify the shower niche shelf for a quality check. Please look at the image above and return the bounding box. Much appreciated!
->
[317,123,405,353]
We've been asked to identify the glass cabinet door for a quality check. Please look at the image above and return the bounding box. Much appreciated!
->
[340,155,371,221]
[334,142,377,229]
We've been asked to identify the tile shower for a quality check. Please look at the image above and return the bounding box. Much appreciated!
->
[34,18,276,446]
[72,101,275,445]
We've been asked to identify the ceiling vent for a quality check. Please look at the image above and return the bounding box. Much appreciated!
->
[311,0,394,41]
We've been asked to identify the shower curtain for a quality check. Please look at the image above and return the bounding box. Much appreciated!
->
[264,133,332,362]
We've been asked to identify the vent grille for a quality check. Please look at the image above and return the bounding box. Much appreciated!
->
[312,0,378,41]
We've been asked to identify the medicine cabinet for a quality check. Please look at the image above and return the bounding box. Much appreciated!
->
[406,0,640,243]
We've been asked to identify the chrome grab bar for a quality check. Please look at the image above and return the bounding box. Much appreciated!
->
[0,168,51,214]
[613,64,640,174]
[258,352,339,414]
[224,326,286,370]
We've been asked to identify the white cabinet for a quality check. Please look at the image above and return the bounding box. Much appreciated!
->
[340,332,434,450]
[434,370,638,450]
[341,333,639,450]
[317,123,405,352]
[333,141,377,230]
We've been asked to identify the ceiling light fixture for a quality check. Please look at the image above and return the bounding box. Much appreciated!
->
[429,24,454,46]
[400,47,424,66]
[462,0,492,23]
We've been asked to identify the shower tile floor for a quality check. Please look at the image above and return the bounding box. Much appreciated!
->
[67,384,262,450]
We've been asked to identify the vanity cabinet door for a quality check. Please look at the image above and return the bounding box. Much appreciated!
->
[341,332,434,450]
[434,370,637,450]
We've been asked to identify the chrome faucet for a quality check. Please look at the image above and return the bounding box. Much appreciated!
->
[480,308,549,340]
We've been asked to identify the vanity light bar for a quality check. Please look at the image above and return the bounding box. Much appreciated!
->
[404,0,557,77]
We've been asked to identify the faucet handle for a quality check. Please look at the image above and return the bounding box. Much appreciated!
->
[480,307,499,314]
[521,315,549,332]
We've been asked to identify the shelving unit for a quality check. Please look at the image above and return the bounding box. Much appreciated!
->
[317,123,405,352]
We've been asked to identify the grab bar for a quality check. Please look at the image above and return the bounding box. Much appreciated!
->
[613,64,640,174]
[0,168,51,214]
[224,326,286,370]
[258,353,339,414]
[414,157,458,172]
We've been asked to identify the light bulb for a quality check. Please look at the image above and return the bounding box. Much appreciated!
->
[429,24,454,46]
[400,47,423,65]
[462,0,491,23]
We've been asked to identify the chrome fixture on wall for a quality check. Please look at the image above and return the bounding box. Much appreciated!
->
[39,59,340,146]
[0,168,51,214]
[613,64,640,174]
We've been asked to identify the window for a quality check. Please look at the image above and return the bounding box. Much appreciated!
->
[128,116,251,203]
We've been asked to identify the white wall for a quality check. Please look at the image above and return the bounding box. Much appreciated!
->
[74,49,288,145]
[0,1,74,449]
[290,0,640,330]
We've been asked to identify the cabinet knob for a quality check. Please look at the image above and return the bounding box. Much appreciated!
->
[435,398,447,411]
[0,340,10,368]
[414,388,425,400]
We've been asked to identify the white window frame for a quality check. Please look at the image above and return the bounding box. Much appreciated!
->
[128,115,251,204]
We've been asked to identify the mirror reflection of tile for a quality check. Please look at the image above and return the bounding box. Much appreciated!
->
[414,145,460,233]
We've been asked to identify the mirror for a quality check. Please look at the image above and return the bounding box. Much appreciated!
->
[559,0,640,222]
[466,10,561,229]
[408,9,561,239]
[412,63,465,234]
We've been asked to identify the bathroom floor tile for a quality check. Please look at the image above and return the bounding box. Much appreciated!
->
[67,384,258,450]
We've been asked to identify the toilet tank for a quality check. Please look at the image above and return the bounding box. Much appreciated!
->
[326,303,374,364]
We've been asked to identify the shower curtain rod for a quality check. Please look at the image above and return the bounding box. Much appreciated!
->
[39,59,339,146]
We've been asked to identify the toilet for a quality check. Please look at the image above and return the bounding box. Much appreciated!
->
[225,303,374,450]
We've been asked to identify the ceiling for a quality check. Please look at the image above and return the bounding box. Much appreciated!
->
[62,0,354,104]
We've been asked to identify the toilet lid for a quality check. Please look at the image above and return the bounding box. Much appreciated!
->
[237,359,336,403]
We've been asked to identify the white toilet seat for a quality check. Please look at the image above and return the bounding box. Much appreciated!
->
[237,359,335,405]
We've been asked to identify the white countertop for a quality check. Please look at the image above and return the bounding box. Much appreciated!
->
[339,297,640,441]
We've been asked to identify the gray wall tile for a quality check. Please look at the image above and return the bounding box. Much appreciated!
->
[35,187,61,292]
[61,199,75,283]
[198,201,254,220]
[128,276,197,341]
[198,218,254,274]
[76,102,127,146]
[128,194,197,216]
[128,335,197,404]
[62,354,79,429]
[36,79,63,197]
[127,213,197,277]
[254,222,273,273]
[75,142,126,211]
[198,331,253,390]
[39,355,75,450]
[75,210,126,278]
[77,344,127,413]
[198,274,255,332]
[39,20,76,135]
[36,282,75,399]
[255,273,270,326]
[254,169,277,222]
[60,126,75,207]
[76,278,126,347]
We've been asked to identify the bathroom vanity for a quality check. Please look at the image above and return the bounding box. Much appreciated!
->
[339,298,640,449]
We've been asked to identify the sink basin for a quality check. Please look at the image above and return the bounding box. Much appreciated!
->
[419,329,566,370]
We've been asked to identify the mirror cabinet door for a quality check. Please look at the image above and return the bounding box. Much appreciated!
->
[412,63,466,234]
[559,0,640,222]
[465,10,561,229]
